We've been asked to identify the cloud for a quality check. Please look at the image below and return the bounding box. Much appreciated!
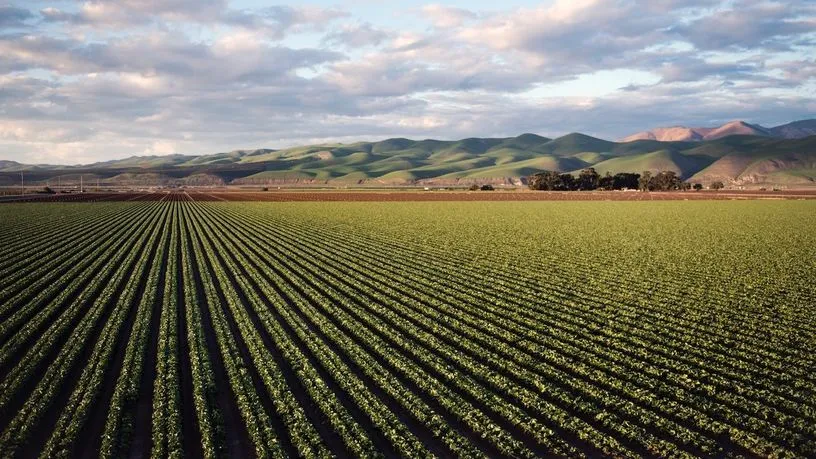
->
[0,0,814,164]
[322,22,390,48]
[0,120,93,143]
[670,1,816,51]
[455,0,679,76]
[40,0,228,26]
[0,5,33,27]
[223,5,348,39]
[451,0,815,78]
[656,57,762,83]
[420,5,477,28]
[0,31,343,83]
[771,59,816,84]
[40,1,346,39]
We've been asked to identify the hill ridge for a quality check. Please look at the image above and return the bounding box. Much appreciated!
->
[623,119,816,142]
[1,130,814,187]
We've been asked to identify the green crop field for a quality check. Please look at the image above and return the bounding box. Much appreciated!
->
[0,200,815,458]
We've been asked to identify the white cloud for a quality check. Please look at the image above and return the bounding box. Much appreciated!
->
[0,0,813,164]
[420,4,477,28]
[322,22,390,48]
[143,140,179,155]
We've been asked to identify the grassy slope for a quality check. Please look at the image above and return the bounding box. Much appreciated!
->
[688,136,816,184]
[4,134,814,185]
[587,150,716,178]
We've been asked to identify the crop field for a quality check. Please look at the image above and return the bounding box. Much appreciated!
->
[0,199,814,458]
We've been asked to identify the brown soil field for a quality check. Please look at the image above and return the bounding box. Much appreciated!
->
[2,189,816,203]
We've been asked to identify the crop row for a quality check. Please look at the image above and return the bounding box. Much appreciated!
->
[0,200,813,458]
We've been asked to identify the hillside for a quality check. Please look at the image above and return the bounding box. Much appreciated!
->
[770,120,816,139]
[2,132,815,187]
[623,119,815,142]
[586,150,716,178]
[688,137,816,186]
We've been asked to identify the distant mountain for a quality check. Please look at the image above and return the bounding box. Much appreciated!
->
[623,119,814,142]
[1,129,814,188]
[0,160,22,170]
[770,119,816,139]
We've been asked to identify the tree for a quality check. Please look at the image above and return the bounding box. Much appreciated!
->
[613,173,640,190]
[559,173,576,191]
[693,183,703,191]
[639,171,652,191]
[710,181,725,190]
[679,181,691,191]
[599,172,614,190]
[528,171,563,190]
[649,171,683,191]
[577,168,600,190]
[468,184,480,191]
[480,184,495,191]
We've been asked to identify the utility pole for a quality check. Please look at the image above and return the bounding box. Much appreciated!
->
[80,175,83,193]
[20,171,24,195]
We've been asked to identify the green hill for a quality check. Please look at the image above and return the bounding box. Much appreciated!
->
[3,133,814,187]
[587,150,716,178]
[539,133,616,156]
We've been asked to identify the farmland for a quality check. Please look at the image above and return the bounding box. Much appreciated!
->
[0,198,815,458]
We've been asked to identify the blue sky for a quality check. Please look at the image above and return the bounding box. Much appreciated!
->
[0,0,813,164]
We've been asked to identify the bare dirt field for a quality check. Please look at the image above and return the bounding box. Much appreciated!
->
[2,189,815,203]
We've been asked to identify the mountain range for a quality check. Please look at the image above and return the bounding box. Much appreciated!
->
[622,119,816,142]
[1,119,814,188]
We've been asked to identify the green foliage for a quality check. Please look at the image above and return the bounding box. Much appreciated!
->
[638,171,652,191]
[577,168,600,190]
[648,171,684,191]
[527,170,563,190]
[0,200,815,458]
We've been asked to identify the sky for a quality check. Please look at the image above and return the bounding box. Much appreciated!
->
[0,0,814,164]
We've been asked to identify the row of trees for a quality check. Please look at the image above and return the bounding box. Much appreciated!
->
[527,168,724,191]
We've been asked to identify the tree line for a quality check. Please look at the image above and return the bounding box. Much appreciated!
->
[527,168,723,191]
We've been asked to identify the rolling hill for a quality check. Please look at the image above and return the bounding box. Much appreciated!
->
[687,137,816,186]
[2,127,815,188]
[586,150,716,178]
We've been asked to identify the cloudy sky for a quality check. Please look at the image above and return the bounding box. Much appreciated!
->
[0,0,814,164]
